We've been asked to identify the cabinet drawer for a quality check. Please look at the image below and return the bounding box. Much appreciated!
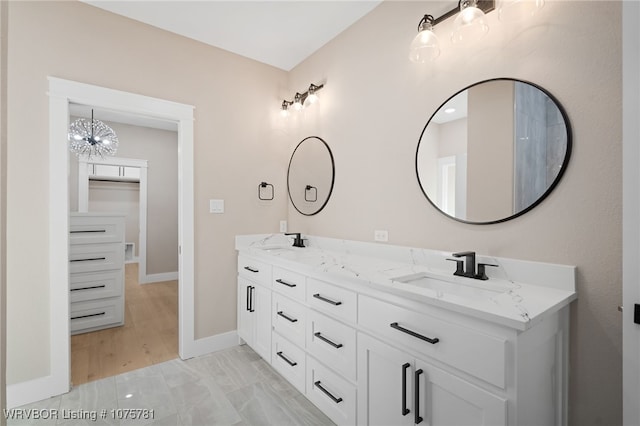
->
[306,356,356,426]
[70,215,124,244]
[272,293,306,348]
[272,267,306,302]
[69,243,124,274]
[306,310,356,382]
[238,255,271,287]
[359,295,506,388]
[307,278,357,324]
[70,297,123,334]
[272,333,306,393]
[70,270,123,303]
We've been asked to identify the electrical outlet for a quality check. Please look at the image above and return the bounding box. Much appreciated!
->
[280,220,288,233]
[374,230,388,242]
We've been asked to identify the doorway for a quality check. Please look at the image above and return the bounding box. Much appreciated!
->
[47,77,195,399]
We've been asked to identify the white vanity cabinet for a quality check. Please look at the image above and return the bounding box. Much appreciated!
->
[69,213,125,334]
[236,235,575,426]
[237,255,272,362]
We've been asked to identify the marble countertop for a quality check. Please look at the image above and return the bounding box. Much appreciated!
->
[236,234,577,331]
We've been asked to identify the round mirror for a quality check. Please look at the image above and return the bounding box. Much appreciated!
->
[416,78,572,224]
[287,136,335,216]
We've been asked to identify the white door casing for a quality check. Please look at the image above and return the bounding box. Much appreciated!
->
[623,1,640,424]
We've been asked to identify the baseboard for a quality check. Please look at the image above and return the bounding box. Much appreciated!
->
[182,330,238,359]
[125,257,139,265]
[140,271,178,284]
[6,374,67,409]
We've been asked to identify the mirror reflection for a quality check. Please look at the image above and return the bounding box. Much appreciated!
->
[416,78,571,224]
[287,136,335,216]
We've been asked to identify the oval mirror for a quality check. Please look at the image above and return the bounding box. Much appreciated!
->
[287,136,335,216]
[416,78,572,224]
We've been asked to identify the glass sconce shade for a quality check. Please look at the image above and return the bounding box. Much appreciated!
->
[68,114,118,158]
[498,0,544,22]
[450,0,489,45]
[293,92,304,110]
[409,15,441,63]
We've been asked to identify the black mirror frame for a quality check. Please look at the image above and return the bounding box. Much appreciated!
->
[287,136,335,216]
[415,77,573,225]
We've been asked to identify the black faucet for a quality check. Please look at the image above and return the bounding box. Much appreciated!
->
[448,251,499,280]
[285,233,305,248]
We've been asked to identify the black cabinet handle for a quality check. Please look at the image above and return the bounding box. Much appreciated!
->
[70,229,106,234]
[313,293,342,306]
[276,279,296,288]
[314,332,343,349]
[314,381,343,404]
[402,363,411,416]
[246,285,251,311]
[71,312,106,320]
[244,266,259,273]
[277,311,298,323]
[390,322,439,344]
[276,351,297,367]
[71,284,106,292]
[415,369,424,424]
[249,286,255,312]
[70,257,106,263]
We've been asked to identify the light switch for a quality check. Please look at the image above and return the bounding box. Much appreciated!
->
[210,199,224,214]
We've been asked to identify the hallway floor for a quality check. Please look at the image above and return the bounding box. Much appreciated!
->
[8,345,334,425]
[71,263,178,385]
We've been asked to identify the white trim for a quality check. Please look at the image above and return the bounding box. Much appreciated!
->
[187,331,239,359]
[7,77,197,408]
[140,271,179,284]
[623,1,640,424]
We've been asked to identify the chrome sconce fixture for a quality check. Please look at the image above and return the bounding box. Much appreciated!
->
[280,83,324,117]
[68,109,119,158]
[409,0,544,63]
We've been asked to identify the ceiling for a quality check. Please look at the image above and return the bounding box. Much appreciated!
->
[82,0,384,71]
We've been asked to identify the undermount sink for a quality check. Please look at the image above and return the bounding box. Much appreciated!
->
[391,271,511,299]
[256,246,295,253]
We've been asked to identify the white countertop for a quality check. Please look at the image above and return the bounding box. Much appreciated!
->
[236,234,577,331]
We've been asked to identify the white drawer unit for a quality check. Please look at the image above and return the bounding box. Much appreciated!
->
[272,333,306,393]
[272,293,306,348]
[272,266,306,302]
[359,294,506,388]
[307,278,357,324]
[306,356,357,426]
[306,310,357,382]
[238,255,272,287]
[70,213,125,335]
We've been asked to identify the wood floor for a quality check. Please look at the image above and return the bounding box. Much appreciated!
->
[70,263,178,386]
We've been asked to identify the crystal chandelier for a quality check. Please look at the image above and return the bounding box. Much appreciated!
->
[68,109,118,158]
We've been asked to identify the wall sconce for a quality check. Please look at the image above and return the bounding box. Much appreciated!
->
[280,83,324,116]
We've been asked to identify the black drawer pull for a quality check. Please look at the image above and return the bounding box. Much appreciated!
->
[415,369,424,424]
[276,278,296,288]
[314,332,343,348]
[71,284,106,292]
[390,322,439,344]
[71,312,106,320]
[70,257,106,263]
[277,311,298,323]
[244,266,259,273]
[70,229,107,234]
[313,293,342,306]
[402,363,410,416]
[314,381,343,404]
[276,351,297,367]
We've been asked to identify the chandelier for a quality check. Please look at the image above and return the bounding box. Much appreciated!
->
[68,109,118,158]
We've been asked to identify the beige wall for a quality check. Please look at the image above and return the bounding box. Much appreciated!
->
[6,1,288,384]
[1,0,7,421]
[287,1,622,425]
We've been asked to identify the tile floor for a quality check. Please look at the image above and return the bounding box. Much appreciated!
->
[7,345,334,426]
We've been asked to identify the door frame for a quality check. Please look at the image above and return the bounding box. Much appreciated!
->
[623,1,640,424]
[47,77,196,396]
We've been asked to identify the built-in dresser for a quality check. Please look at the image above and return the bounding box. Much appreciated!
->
[69,213,125,334]
[236,234,577,426]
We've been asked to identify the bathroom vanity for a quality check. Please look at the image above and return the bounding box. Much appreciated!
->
[236,234,576,426]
